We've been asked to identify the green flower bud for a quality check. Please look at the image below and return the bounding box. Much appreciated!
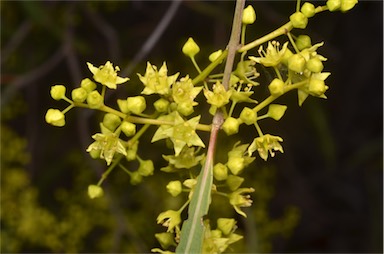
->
[268,78,285,96]
[289,12,308,29]
[281,48,294,66]
[240,107,256,125]
[288,54,306,73]
[50,85,66,101]
[103,113,121,132]
[177,102,194,116]
[154,98,170,113]
[166,180,182,197]
[117,99,129,113]
[308,78,328,96]
[126,141,138,161]
[155,232,176,250]
[227,156,245,175]
[209,50,223,62]
[127,96,146,115]
[296,35,312,51]
[88,185,103,199]
[87,90,103,109]
[217,218,236,235]
[222,117,240,135]
[71,87,87,103]
[138,159,154,176]
[267,104,287,121]
[80,78,97,92]
[182,37,200,58]
[242,5,256,25]
[89,149,101,159]
[121,121,136,137]
[306,57,324,73]
[45,109,65,127]
[226,175,244,191]
[301,2,316,17]
[213,163,228,181]
[130,171,142,185]
[341,0,358,12]
[327,0,341,11]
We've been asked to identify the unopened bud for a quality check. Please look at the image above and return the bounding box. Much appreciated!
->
[87,90,103,109]
[296,35,312,50]
[288,54,306,73]
[239,107,256,125]
[103,113,121,132]
[127,96,146,115]
[45,109,65,127]
[71,87,88,103]
[154,98,170,113]
[227,157,245,175]
[182,37,200,58]
[80,78,97,92]
[217,218,236,235]
[209,50,223,62]
[166,181,182,197]
[327,0,341,11]
[88,185,103,199]
[121,121,136,137]
[226,175,244,191]
[138,159,154,176]
[268,78,285,96]
[267,104,287,121]
[290,12,308,29]
[213,163,228,181]
[242,5,256,25]
[306,57,324,73]
[308,78,328,96]
[222,117,240,135]
[50,85,66,101]
[301,2,316,17]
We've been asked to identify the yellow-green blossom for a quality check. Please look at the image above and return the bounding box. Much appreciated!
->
[138,62,179,95]
[249,41,289,67]
[248,134,283,161]
[86,132,127,165]
[87,61,129,89]
[156,209,182,233]
[228,187,255,217]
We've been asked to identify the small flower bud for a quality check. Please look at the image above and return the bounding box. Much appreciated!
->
[296,35,312,51]
[222,117,240,135]
[341,0,358,12]
[182,37,200,58]
[288,54,306,73]
[239,107,256,125]
[103,113,121,132]
[117,99,129,113]
[121,121,136,137]
[45,109,65,127]
[267,104,288,121]
[138,159,154,176]
[226,175,244,191]
[126,141,138,161]
[87,90,103,109]
[306,57,324,73]
[71,87,87,103]
[80,78,97,92]
[88,185,103,199]
[209,50,223,62]
[268,78,285,96]
[166,181,182,197]
[50,85,66,101]
[281,48,294,66]
[154,98,170,113]
[242,5,256,25]
[130,171,142,185]
[155,232,176,250]
[213,163,228,181]
[301,2,316,17]
[227,157,245,175]
[217,218,236,235]
[327,0,341,11]
[127,96,146,115]
[89,149,101,159]
[177,102,194,116]
[289,12,308,29]
[308,78,328,96]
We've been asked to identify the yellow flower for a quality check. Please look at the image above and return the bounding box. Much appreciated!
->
[87,61,129,89]
[228,187,255,217]
[156,210,182,233]
[249,41,289,67]
[248,134,283,161]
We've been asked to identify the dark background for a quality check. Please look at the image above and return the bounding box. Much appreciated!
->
[1,1,382,253]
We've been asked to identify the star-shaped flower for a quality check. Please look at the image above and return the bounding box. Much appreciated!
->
[156,209,182,233]
[228,187,255,217]
[248,134,283,161]
[86,130,127,165]
[138,62,179,95]
[151,112,205,156]
[87,61,129,89]
[249,41,289,67]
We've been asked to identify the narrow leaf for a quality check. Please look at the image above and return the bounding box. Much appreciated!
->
[176,157,213,253]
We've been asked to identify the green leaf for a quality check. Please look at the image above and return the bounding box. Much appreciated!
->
[176,156,213,253]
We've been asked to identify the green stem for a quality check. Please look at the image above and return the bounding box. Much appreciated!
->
[97,155,123,185]
[238,22,293,53]
[192,50,228,85]
[191,56,202,73]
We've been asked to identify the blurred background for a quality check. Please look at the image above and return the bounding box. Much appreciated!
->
[1,1,382,253]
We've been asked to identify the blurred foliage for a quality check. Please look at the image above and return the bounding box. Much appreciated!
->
[1,1,382,253]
